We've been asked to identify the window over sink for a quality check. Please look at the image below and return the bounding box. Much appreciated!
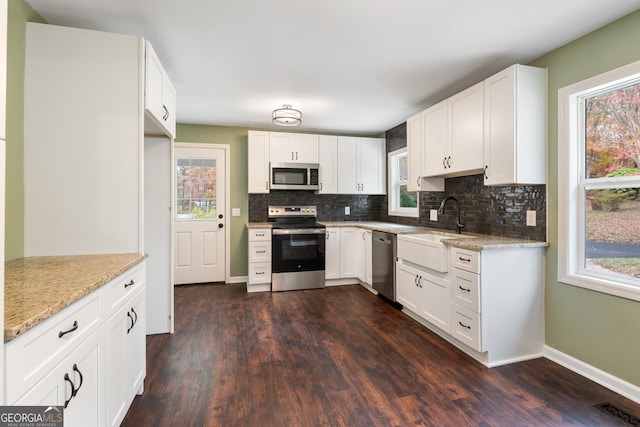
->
[388,148,418,217]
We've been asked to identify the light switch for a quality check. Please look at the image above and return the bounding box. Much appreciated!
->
[232,208,241,217]
[345,206,350,215]
[526,210,536,226]
[430,209,438,221]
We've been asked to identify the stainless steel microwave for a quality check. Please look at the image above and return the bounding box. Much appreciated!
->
[270,162,320,190]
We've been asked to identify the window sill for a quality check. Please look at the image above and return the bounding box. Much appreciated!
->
[559,272,640,302]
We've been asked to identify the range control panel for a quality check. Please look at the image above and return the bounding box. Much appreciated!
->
[268,205,317,218]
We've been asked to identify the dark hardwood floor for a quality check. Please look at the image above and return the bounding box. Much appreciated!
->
[123,283,640,426]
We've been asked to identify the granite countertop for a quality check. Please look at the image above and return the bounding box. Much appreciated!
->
[246,220,548,249]
[5,253,145,342]
[319,221,549,249]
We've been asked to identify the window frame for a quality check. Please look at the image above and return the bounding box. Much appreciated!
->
[558,59,640,301]
[387,148,419,218]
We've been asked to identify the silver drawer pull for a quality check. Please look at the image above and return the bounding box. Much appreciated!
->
[124,279,135,288]
[458,321,471,330]
[459,285,471,293]
[458,256,471,262]
[59,320,79,338]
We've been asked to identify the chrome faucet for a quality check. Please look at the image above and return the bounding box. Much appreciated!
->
[438,196,465,234]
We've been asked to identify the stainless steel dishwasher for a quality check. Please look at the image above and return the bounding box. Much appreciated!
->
[372,230,397,301]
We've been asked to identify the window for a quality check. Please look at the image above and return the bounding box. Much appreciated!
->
[388,148,419,217]
[559,60,640,301]
[176,157,218,219]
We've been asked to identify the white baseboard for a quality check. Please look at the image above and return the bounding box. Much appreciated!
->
[544,345,640,404]
[228,275,248,284]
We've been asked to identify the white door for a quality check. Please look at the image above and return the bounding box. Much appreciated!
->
[174,144,226,285]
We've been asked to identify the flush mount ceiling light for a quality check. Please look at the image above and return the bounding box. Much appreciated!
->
[272,104,302,126]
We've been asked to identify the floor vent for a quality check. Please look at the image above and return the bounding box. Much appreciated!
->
[594,402,640,426]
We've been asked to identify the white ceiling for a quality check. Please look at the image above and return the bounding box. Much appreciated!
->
[26,0,640,135]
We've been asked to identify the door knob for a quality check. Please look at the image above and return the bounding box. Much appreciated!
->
[218,223,224,229]
[218,214,223,219]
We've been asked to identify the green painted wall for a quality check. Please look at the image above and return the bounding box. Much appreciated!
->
[5,1,44,260]
[175,124,250,277]
[529,9,640,387]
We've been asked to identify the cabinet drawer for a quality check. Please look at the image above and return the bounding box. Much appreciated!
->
[249,229,271,241]
[451,303,482,352]
[6,289,103,404]
[248,263,271,284]
[249,241,271,262]
[451,247,480,273]
[105,264,144,315]
[451,269,480,312]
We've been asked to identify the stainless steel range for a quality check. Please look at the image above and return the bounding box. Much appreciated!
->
[269,205,326,292]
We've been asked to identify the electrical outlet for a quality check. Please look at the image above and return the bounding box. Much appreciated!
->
[526,210,536,226]
[345,206,350,215]
[430,209,438,221]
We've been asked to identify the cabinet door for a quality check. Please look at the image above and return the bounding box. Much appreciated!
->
[484,64,546,185]
[15,328,104,427]
[420,273,451,334]
[406,113,422,192]
[421,100,449,177]
[248,131,270,193]
[318,135,338,193]
[358,138,385,195]
[337,137,358,194]
[269,132,295,162]
[161,75,176,137]
[127,289,146,400]
[339,227,360,277]
[395,262,421,313]
[364,230,372,285]
[144,42,164,128]
[448,82,484,174]
[292,133,319,163]
[105,303,129,427]
[325,228,341,279]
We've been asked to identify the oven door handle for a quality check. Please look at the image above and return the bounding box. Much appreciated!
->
[272,228,326,235]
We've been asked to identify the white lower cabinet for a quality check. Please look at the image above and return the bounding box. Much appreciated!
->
[105,287,146,427]
[15,327,104,426]
[247,228,272,292]
[395,260,451,333]
[5,262,146,427]
[397,238,544,367]
[325,228,341,279]
[325,227,375,290]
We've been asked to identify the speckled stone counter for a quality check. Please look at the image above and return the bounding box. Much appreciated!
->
[5,253,145,342]
[246,222,272,229]
[319,221,548,249]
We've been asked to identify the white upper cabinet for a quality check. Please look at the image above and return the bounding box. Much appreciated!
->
[248,131,270,193]
[421,82,484,178]
[483,64,547,186]
[448,82,484,175]
[269,132,319,163]
[407,112,444,192]
[421,100,449,177]
[337,136,385,195]
[144,41,176,138]
[318,135,338,193]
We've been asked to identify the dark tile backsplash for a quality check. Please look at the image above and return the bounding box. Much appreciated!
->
[248,122,546,242]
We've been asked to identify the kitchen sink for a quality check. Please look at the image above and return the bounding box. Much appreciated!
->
[397,233,459,273]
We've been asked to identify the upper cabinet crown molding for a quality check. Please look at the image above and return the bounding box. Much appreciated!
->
[144,41,176,138]
[483,64,547,186]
